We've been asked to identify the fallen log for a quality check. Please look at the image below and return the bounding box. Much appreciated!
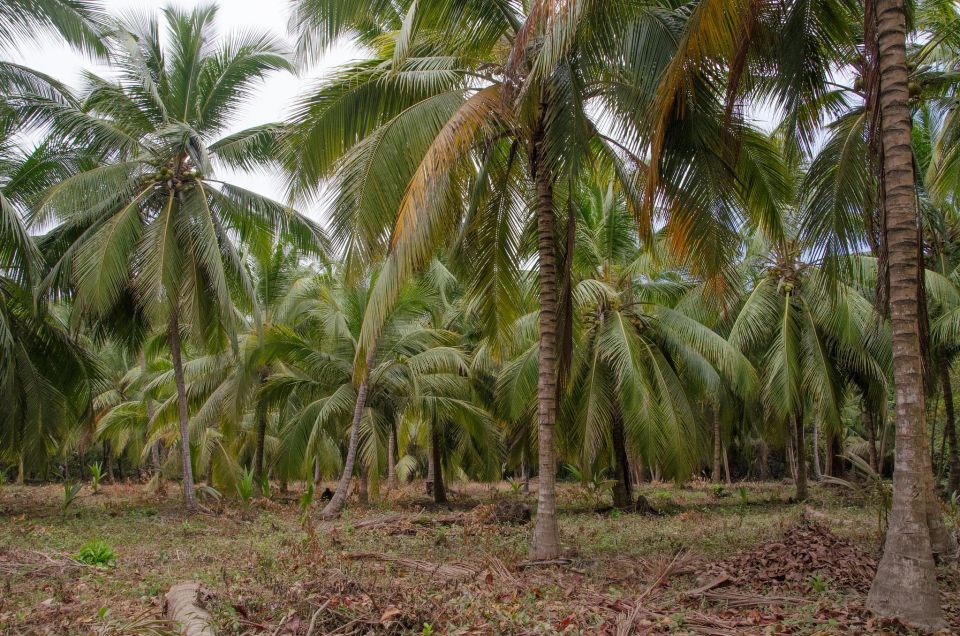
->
[165,581,215,636]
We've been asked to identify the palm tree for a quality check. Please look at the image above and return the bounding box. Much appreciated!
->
[32,5,324,511]
[729,231,889,501]
[556,181,756,507]
[864,0,947,625]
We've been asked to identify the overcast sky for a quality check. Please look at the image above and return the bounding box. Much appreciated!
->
[10,0,357,222]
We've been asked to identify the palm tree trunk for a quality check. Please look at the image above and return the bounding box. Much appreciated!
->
[793,413,808,501]
[253,409,267,494]
[863,408,879,473]
[321,351,375,518]
[711,411,722,484]
[168,308,198,512]
[811,421,823,480]
[358,466,369,504]
[431,422,447,505]
[387,423,397,489]
[866,0,945,625]
[104,440,115,484]
[939,363,960,495]
[529,117,561,560]
[253,369,269,494]
[722,444,732,485]
[426,441,436,495]
[610,404,632,509]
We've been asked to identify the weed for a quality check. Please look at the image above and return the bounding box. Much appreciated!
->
[737,486,749,505]
[89,462,104,494]
[62,481,83,513]
[421,623,435,635]
[710,484,728,499]
[808,574,828,594]
[77,540,117,567]
[237,468,255,513]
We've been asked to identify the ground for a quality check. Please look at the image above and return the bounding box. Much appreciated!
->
[1,480,958,635]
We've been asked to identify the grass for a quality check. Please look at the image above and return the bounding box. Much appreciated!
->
[0,480,957,634]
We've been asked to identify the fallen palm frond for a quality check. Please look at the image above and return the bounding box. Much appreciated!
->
[341,551,476,581]
[0,548,94,574]
[696,590,804,607]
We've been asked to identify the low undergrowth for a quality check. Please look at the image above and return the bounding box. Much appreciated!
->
[0,480,957,635]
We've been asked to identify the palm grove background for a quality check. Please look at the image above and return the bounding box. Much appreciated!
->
[2,0,960,629]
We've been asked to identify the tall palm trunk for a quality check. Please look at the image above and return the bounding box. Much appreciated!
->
[866,0,945,626]
[610,404,632,509]
[863,407,879,473]
[253,369,269,494]
[711,410,722,484]
[811,421,823,480]
[168,307,198,512]
[530,118,561,560]
[793,413,808,501]
[253,409,267,494]
[387,423,397,489]
[942,363,960,495]
[321,351,375,518]
[431,422,447,504]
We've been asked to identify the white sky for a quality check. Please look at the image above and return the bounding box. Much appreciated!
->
[9,0,359,222]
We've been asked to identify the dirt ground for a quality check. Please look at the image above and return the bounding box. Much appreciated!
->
[1,479,958,635]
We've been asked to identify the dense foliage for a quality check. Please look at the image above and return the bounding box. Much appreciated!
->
[3,0,960,628]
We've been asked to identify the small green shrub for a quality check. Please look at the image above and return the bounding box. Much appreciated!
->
[62,481,83,512]
[710,483,728,499]
[808,574,828,594]
[737,486,749,505]
[236,468,255,512]
[259,475,271,498]
[89,462,104,494]
[77,540,117,567]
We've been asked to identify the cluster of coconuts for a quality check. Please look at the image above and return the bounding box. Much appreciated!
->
[141,166,201,190]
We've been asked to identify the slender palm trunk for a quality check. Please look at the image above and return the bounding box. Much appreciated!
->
[942,364,960,495]
[793,413,808,501]
[253,409,267,494]
[863,407,879,473]
[431,422,446,505]
[866,0,945,626]
[104,440,115,484]
[811,421,823,480]
[711,411,722,484]
[168,308,198,512]
[321,351,375,518]
[610,404,632,509]
[358,466,369,504]
[530,118,561,560]
[387,424,397,489]
[426,442,436,495]
[722,445,732,485]
[253,369,269,494]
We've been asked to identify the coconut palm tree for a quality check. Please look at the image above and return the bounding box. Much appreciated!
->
[31,5,324,511]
